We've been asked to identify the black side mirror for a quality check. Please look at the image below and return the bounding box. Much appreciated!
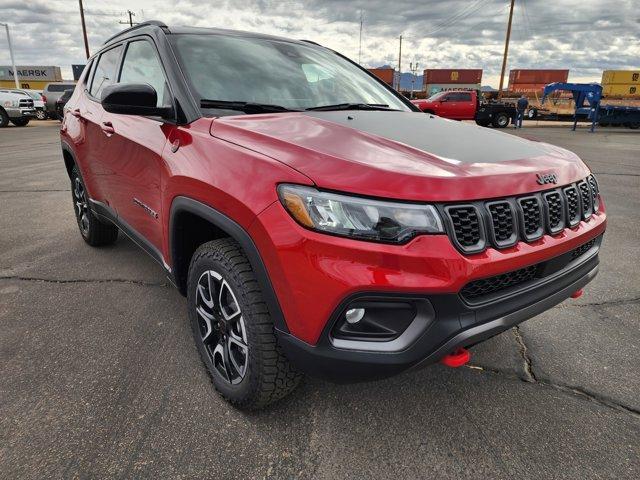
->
[101,83,173,119]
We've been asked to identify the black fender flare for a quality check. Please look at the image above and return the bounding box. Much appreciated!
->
[169,196,289,333]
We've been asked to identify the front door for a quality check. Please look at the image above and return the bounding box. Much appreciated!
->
[96,39,172,254]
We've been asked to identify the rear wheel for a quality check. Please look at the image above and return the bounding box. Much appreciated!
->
[10,118,29,127]
[527,108,537,119]
[0,109,9,128]
[475,119,490,127]
[626,122,640,129]
[187,239,302,409]
[35,109,47,120]
[492,112,510,128]
[70,165,118,246]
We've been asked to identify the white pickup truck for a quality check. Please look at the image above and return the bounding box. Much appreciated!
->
[0,90,36,127]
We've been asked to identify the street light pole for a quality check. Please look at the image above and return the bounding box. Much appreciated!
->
[1,23,20,88]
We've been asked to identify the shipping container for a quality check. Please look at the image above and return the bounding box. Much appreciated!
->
[367,68,395,86]
[423,69,482,85]
[601,70,640,85]
[0,79,52,90]
[0,65,62,82]
[509,83,547,94]
[602,84,639,97]
[508,69,569,86]
[425,83,481,97]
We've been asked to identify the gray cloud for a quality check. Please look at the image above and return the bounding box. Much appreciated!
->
[0,0,638,85]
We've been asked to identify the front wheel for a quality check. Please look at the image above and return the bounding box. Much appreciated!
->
[10,118,29,127]
[187,239,302,409]
[492,112,510,128]
[0,109,9,128]
[527,108,537,119]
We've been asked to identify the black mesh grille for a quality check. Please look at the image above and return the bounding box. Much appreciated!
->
[579,181,593,219]
[588,175,599,212]
[461,237,600,301]
[443,177,597,254]
[461,265,539,300]
[572,238,596,259]
[447,206,481,248]
[518,197,543,238]
[564,186,580,226]
[488,202,514,243]
[545,192,563,230]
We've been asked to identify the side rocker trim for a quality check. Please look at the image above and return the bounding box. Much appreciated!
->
[169,196,289,333]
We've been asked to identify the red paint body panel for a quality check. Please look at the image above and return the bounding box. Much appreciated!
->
[210,110,590,202]
[251,199,605,344]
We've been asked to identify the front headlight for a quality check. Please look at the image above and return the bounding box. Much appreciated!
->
[278,184,444,244]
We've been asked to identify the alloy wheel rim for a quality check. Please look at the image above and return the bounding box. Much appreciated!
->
[73,177,90,235]
[195,270,248,385]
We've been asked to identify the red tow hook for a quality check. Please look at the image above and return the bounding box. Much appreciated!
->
[440,347,471,368]
[571,288,584,299]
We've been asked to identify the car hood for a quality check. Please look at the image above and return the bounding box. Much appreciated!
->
[210,110,590,201]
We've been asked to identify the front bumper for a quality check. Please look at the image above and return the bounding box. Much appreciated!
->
[250,200,606,382]
[5,107,36,119]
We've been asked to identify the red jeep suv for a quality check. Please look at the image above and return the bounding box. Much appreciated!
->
[60,21,606,409]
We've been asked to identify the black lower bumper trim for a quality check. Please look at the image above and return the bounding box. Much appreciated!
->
[277,247,600,383]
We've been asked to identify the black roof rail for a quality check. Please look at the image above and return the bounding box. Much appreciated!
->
[103,20,168,45]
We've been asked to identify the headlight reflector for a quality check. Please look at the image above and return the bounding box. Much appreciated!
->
[278,184,444,243]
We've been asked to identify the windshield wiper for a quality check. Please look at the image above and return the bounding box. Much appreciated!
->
[200,99,301,114]
[305,103,396,112]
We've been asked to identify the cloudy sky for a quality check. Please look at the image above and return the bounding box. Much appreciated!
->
[1,0,638,86]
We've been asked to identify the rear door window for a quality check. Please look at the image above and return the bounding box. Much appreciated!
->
[89,45,123,99]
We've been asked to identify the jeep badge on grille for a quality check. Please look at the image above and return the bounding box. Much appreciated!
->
[536,173,558,185]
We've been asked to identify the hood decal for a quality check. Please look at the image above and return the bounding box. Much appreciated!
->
[302,111,547,164]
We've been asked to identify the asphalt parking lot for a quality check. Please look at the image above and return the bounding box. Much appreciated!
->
[1,120,639,479]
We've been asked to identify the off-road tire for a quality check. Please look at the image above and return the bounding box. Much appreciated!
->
[10,118,29,127]
[187,238,302,409]
[71,165,119,246]
[0,109,9,128]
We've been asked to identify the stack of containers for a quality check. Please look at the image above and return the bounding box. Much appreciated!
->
[508,69,569,95]
[422,69,482,96]
[601,71,640,98]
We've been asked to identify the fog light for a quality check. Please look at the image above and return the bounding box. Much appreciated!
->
[345,308,365,324]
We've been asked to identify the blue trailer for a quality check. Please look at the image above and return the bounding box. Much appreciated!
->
[542,82,640,132]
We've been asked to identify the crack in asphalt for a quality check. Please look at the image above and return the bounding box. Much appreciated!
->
[466,327,640,420]
[0,275,168,288]
[559,296,640,309]
[513,326,537,383]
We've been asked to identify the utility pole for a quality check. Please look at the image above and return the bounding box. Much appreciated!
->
[397,34,403,91]
[78,0,90,59]
[498,0,515,99]
[409,61,419,99]
[120,10,138,28]
[358,10,364,64]
[0,23,19,88]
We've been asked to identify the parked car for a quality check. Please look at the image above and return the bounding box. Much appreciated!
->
[411,90,517,128]
[55,89,74,121]
[0,88,47,120]
[61,21,606,409]
[43,82,76,118]
[0,90,36,127]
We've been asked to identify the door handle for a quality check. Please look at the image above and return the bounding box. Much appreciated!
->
[71,108,82,118]
[101,121,115,136]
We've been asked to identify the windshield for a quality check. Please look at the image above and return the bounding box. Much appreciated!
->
[170,34,410,113]
[427,91,447,101]
[26,91,43,100]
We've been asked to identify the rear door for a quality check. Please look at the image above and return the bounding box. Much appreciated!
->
[97,38,173,253]
[456,92,475,119]
[81,44,124,205]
